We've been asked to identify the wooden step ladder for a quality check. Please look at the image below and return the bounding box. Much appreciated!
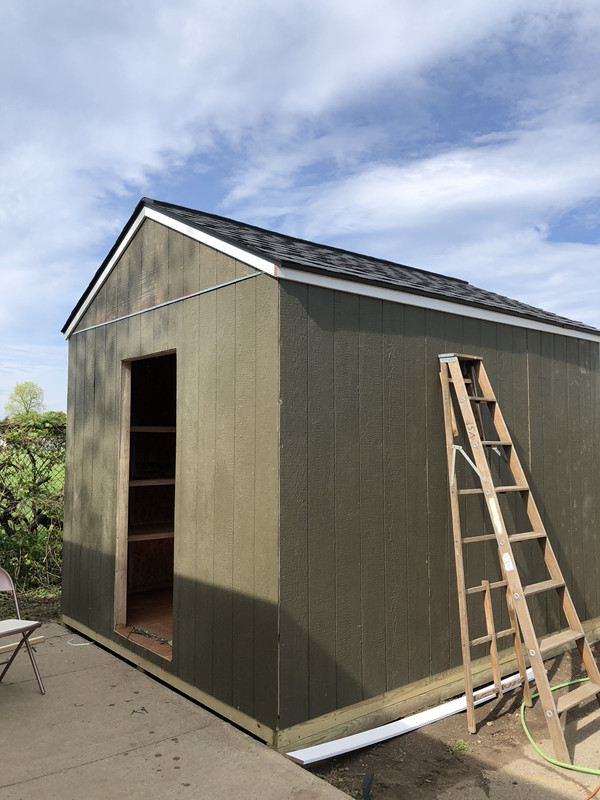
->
[439,352,600,764]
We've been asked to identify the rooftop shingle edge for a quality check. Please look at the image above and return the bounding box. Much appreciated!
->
[143,198,599,336]
[62,197,600,337]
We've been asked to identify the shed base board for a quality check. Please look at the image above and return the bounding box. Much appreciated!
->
[274,615,600,753]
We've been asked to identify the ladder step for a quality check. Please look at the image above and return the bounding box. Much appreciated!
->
[440,353,482,361]
[466,580,507,595]
[458,488,484,495]
[469,396,496,403]
[539,629,585,656]
[556,682,600,715]
[523,579,565,597]
[481,440,512,446]
[496,485,529,493]
[462,533,497,543]
[509,531,546,543]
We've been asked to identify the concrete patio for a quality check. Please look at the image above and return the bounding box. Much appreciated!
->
[0,623,347,800]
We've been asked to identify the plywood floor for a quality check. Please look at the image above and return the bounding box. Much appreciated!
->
[115,587,173,660]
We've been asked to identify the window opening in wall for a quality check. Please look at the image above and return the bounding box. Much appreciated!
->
[115,352,176,661]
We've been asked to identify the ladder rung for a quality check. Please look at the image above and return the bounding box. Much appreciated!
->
[458,488,484,495]
[469,396,496,403]
[539,629,584,656]
[523,579,564,597]
[509,531,546,543]
[470,634,492,647]
[462,534,497,543]
[466,579,507,595]
[496,485,529,493]
[481,440,511,446]
[556,682,600,715]
[440,353,482,361]
[502,674,530,692]
[470,627,515,648]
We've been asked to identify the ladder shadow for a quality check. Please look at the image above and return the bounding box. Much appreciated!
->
[564,701,600,752]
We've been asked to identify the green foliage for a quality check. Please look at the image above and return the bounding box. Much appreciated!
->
[0,411,66,589]
[4,381,45,416]
[445,739,470,755]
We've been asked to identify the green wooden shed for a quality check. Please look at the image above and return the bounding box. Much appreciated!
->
[62,198,600,751]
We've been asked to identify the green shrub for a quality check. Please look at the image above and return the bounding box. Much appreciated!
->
[0,411,66,590]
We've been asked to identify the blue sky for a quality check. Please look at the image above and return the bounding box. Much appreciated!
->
[1,0,598,412]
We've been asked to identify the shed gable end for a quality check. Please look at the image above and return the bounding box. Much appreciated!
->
[74,220,184,334]
[73,218,263,336]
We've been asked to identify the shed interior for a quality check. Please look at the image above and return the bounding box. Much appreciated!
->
[115,352,176,660]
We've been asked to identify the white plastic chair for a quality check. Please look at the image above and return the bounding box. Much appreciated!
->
[0,567,45,694]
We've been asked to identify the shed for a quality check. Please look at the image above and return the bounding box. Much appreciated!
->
[62,198,600,751]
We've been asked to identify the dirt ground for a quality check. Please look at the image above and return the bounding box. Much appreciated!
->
[308,644,600,799]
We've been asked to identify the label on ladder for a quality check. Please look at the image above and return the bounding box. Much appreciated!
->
[488,497,503,535]
[502,552,514,572]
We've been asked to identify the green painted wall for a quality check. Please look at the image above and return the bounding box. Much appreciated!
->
[278,280,600,728]
[63,220,281,728]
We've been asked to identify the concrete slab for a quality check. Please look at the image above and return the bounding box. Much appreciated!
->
[0,624,347,800]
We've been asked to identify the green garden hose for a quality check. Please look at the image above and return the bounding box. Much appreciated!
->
[520,678,600,777]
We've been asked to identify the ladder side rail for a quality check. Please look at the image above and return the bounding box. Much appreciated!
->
[440,363,477,733]
[503,571,533,708]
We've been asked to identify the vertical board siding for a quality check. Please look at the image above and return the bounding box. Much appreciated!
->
[278,281,600,727]
[232,274,257,715]
[358,297,387,694]
[424,309,452,676]
[382,302,408,689]
[64,226,280,729]
[306,287,336,718]
[402,306,431,683]
[278,282,310,728]
[211,265,236,706]
[333,293,363,709]
[253,270,281,726]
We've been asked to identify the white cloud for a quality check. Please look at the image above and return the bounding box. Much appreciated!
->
[0,0,598,412]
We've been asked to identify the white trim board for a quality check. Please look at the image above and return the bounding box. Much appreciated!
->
[65,206,600,344]
[277,266,600,343]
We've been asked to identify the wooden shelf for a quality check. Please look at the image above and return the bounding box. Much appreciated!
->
[131,426,176,433]
[128,523,174,542]
[130,478,175,486]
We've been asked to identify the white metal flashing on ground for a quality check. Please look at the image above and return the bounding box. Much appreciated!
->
[286,668,535,765]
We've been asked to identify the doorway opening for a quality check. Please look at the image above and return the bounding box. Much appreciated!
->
[115,352,176,660]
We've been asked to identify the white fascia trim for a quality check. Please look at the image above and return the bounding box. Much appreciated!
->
[64,206,279,339]
[277,265,600,344]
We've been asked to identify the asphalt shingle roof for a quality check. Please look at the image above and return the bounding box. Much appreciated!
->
[145,198,598,336]
[62,197,600,336]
